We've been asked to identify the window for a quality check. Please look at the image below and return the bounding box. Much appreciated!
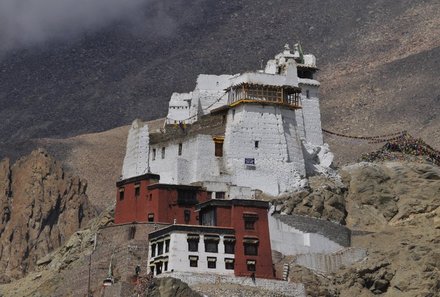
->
[164,262,168,271]
[184,209,191,224]
[152,149,156,160]
[207,191,213,200]
[119,188,125,201]
[187,234,199,252]
[151,244,156,257]
[244,214,258,230]
[207,257,217,269]
[204,236,219,253]
[232,109,235,120]
[215,192,225,199]
[189,256,198,267]
[178,190,198,205]
[157,241,164,255]
[148,213,154,222]
[225,258,234,270]
[224,237,236,254]
[161,147,165,159]
[165,239,170,253]
[178,143,183,156]
[306,90,310,99]
[247,260,256,272]
[215,142,223,157]
[244,238,259,256]
[254,141,259,148]
[245,220,255,230]
[134,183,140,197]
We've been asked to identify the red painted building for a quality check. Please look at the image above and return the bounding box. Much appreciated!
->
[114,174,208,224]
[196,199,274,279]
[114,174,274,279]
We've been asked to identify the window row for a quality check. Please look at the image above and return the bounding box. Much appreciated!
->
[189,256,234,270]
[151,239,170,257]
[188,256,256,272]
[187,235,259,256]
[152,143,183,160]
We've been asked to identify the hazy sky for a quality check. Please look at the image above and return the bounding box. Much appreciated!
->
[0,0,178,53]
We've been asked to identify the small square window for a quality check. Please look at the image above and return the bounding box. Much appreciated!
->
[247,260,256,272]
[207,257,217,269]
[245,219,255,230]
[215,192,225,199]
[225,258,234,270]
[254,141,259,148]
[224,242,235,254]
[306,90,310,99]
[161,147,166,159]
[189,256,198,267]
[244,243,258,256]
[134,184,140,196]
[187,235,199,252]
[178,143,183,156]
[148,213,154,222]
[184,209,191,224]
[119,188,125,201]
[152,149,156,160]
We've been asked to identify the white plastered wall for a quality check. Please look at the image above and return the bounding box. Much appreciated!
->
[121,119,150,179]
[298,82,323,145]
[268,215,343,255]
[166,233,235,275]
[223,104,305,195]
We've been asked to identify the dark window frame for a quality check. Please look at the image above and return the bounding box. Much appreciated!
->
[207,257,217,269]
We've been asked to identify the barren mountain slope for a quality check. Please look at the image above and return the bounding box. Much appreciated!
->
[37,125,130,211]
[1,0,439,164]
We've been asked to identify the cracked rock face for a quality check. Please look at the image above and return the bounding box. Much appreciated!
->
[0,149,95,282]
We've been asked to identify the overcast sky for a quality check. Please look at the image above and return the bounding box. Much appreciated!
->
[0,0,179,53]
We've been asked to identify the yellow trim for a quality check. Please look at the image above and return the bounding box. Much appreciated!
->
[212,136,225,143]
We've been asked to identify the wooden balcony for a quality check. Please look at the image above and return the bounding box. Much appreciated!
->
[227,83,302,109]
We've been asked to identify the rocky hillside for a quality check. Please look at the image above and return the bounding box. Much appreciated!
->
[287,161,440,296]
[0,149,95,283]
[0,0,439,163]
[0,160,437,296]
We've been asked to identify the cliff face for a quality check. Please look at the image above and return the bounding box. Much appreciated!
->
[0,149,95,282]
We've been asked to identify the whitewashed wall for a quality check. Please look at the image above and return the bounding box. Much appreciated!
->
[122,119,150,179]
[164,233,235,275]
[298,82,323,146]
[268,214,343,255]
[223,104,305,195]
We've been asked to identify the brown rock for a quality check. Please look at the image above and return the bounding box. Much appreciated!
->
[0,149,95,281]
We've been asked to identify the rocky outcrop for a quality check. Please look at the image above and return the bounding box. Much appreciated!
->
[272,175,348,224]
[0,149,95,282]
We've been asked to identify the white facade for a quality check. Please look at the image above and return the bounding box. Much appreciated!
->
[122,44,332,196]
[149,232,235,276]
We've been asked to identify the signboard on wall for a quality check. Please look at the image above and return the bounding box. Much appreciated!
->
[245,158,255,165]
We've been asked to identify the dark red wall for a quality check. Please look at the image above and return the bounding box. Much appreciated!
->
[114,178,155,224]
[231,205,274,279]
[114,178,208,225]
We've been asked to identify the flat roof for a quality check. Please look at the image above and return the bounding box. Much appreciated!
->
[116,173,161,187]
[147,183,205,191]
[195,199,269,211]
[149,224,235,239]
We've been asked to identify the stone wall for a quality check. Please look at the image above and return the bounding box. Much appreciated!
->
[293,247,367,274]
[272,214,351,248]
[158,271,306,297]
